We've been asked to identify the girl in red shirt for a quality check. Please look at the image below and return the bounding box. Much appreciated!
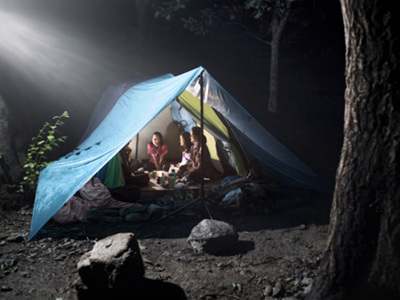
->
[147,131,168,171]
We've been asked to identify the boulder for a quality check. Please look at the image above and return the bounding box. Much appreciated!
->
[187,219,239,254]
[76,232,187,299]
[77,233,144,292]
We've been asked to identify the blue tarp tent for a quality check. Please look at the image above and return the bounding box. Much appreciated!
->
[29,66,327,240]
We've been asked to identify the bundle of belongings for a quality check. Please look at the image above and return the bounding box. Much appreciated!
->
[52,177,162,224]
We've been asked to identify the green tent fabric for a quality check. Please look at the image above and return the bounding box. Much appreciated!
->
[178,90,247,176]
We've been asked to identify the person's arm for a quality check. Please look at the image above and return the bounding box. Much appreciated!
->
[158,153,166,166]
[148,144,158,168]
[151,154,159,169]
[157,144,168,168]
[189,145,201,172]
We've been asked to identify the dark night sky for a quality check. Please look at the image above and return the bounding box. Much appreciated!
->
[0,0,345,185]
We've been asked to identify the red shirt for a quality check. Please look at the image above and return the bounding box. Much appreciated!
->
[147,143,168,166]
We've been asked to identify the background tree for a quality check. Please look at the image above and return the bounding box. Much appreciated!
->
[155,0,301,113]
[308,1,400,299]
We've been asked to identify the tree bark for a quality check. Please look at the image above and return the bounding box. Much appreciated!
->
[308,1,400,299]
[268,3,291,113]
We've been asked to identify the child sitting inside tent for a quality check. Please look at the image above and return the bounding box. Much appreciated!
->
[184,126,219,183]
[169,131,193,176]
[119,143,149,187]
[145,131,169,171]
[52,177,140,224]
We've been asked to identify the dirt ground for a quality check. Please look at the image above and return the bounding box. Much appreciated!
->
[0,185,332,300]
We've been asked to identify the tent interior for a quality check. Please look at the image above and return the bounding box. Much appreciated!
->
[131,105,183,163]
[107,100,238,184]
[29,66,328,240]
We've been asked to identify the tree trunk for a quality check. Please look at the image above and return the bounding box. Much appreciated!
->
[268,4,291,113]
[0,95,21,184]
[307,1,400,299]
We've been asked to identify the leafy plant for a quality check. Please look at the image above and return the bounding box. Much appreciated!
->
[13,111,69,195]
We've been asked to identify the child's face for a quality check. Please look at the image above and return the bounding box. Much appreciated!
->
[152,134,160,147]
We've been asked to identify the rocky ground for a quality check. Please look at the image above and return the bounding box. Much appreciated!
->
[0,186,332,300]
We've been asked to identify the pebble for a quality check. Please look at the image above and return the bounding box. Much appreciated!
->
[272,281,283,297]
[1,285,12,292]
[263,284,273,296]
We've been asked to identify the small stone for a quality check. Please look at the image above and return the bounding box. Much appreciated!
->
[6,234,24,243]
[272,281,284,297]
[1,285,12,292]
[263,284,273,296]
[301,277,313,286]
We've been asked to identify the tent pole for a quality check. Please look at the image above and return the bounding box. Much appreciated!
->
[135,133,139,160]
[200,71,205,199]
[200,70,212,220]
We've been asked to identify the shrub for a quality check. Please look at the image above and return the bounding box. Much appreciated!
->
[13,111,69,195]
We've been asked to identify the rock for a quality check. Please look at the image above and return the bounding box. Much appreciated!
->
[6,233,24,243]
[263,284,273,296]
[77,232,144,292]
[1,285,12,292]
[187,219,238,254]
[75,233,187,300]
[272,281,284,297]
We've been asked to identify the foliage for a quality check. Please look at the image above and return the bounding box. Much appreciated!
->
[244,0,294,18]
[155,0,216,36]
[154,0,296,39]
[11,111,69,195]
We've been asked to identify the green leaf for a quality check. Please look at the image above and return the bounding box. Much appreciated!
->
[47,135,55,143]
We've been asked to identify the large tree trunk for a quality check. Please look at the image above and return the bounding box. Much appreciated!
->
[307,1,400,299]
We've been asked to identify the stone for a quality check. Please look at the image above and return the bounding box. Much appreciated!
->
[75,233,187,300]
[264,284,273,296]
[6,233,25,243]
[77,232,144,292]
[187,219,239,254]
[272,281,284,297]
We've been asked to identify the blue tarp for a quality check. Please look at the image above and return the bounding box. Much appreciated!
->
[29,67,203,240]
[29,66,329,240]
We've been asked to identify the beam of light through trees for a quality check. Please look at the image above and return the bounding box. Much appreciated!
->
[0,7,138,112]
